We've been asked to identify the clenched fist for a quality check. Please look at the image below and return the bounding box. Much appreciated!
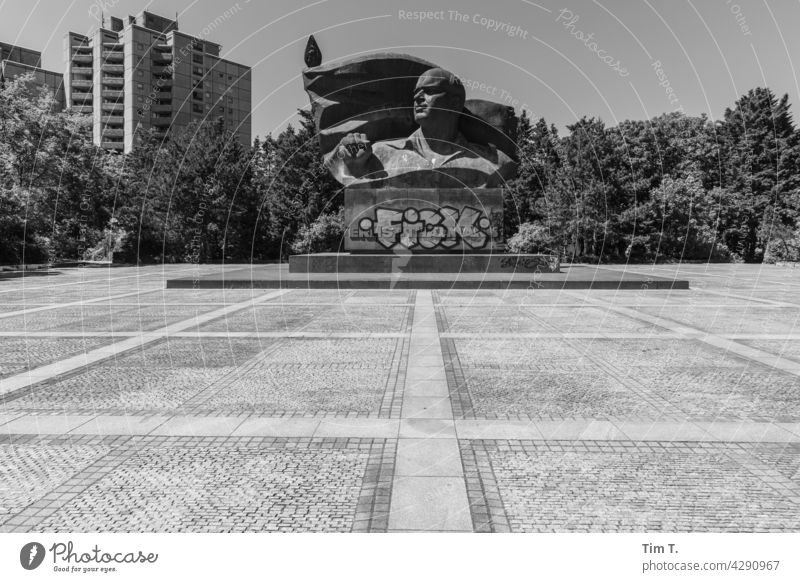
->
[335,133,373,164]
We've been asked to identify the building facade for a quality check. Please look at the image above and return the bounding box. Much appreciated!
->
[65,11,252,152]
[0,42,65,110]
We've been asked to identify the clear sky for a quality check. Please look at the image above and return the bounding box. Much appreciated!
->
[2,0,799,140]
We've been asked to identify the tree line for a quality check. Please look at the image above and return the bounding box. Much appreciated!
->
[1,72,798,265]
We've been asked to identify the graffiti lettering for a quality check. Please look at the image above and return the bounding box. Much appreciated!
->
[354,206,496,250]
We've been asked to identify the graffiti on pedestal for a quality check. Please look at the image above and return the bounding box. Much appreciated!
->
[351,206,499,250]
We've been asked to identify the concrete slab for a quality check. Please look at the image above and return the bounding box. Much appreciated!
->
[399,419,457,439]
[0,413,25,427]
[405,367,447,383]
[402,397,453,419]
[614,421,715,441]
[409,355,445,367]
[395,439,464,477]
[314,419,399,438]
[701,422,799,443]
[535,420,628,440]
[149,416,247,437]
[455,420,543,440]
[68,415,170,435]
[230,417,321,437]
[0,415,95,435]
[388,476,473,532]
[404,380,450,398]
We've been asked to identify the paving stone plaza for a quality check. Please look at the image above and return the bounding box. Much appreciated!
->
[0,264,798,533]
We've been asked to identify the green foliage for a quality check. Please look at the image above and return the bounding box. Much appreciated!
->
[506,221,556,254]
[290,209,345,254]
[763,224,800,263]
[259,109,342,259]
[0,73,117,263]
[620,176,731,261]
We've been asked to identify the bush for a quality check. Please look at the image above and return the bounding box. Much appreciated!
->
[290,210,345,255]
[84,219,128,262]
[506,222,555,254]
[763,226,800,263]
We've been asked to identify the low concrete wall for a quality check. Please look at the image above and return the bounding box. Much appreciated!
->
[289,253,560,274]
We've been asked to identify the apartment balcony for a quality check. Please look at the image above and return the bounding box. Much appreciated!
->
[101,90,123,99]
[103,77,124,87]
[102,64,124,74]
[71,105,93,114]
[71,79,93,89]
[71,54,92,64]
[151,116,173,127]
[71,92,92,102]
[102,102,123,113]
[101,115,124,126]
[101,141,124,150]
[102,41,123,49]
[152,65,171,76]
[152,47,173,63]
[102,128,124,138]
[102,51,123,61]
[71,66,92,75]
[150,103,172,113]
[71,45,92,53]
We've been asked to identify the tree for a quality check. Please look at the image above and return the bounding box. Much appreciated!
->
[261,109,341,258]
[718,88,800,261]
[620,175,730,261]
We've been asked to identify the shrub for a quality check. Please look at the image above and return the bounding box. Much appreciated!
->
[506,221,555,254]
[290,210,345,255]
[763,226,800,263]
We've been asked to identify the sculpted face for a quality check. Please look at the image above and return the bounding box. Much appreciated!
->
[413,68,465,127]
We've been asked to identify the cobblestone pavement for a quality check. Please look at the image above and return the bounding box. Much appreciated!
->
[0,264,798,532]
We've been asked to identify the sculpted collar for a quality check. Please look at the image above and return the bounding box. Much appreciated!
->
[391,128,472,166]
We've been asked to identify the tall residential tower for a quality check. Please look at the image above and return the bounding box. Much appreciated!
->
[0,42,65,109]
[65,11,251,152]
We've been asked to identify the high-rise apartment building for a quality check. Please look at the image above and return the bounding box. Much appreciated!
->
[65,11,252,152]
[0,42,65,109]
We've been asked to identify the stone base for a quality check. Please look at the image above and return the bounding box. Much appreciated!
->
[289,253,559,274]
[345,188,504,252]
[166,264,690,290]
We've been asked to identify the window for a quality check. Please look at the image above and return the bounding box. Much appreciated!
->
[137,83,143,90]
[137,70,144,77]
[192,103,203,114]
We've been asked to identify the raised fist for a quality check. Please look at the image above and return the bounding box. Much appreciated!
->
[335,133,372,163]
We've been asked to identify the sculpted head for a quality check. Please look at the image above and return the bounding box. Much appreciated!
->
[413,68,465,136]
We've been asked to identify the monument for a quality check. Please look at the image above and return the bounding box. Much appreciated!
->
[290,37,559,275]
[166,37,690,288]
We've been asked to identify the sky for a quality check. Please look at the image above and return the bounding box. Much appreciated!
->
[2,0,800,141]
